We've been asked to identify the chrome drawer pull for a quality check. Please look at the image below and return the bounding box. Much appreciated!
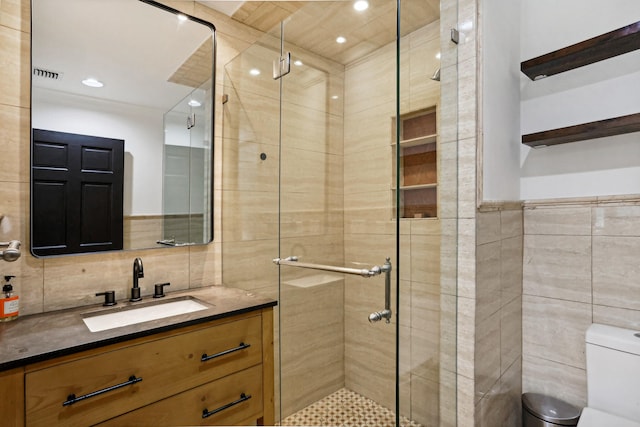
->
[62,375,143,406]
[201,342,251,362]
[202,393,252,418]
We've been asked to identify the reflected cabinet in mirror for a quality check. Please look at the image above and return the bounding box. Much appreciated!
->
[30,0,216,257]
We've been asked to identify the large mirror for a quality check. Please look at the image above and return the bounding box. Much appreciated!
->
[30,0,215,257]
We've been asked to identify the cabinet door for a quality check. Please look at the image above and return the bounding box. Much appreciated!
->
[97,365,263,426]
[0,367,25,426]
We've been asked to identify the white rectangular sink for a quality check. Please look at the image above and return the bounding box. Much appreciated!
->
[83,297,209,332]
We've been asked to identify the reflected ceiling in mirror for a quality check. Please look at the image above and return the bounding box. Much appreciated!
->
[31,0,216,257]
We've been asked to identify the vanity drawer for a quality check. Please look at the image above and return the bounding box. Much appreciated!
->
[25,314,263,427]
[97,364,263,426]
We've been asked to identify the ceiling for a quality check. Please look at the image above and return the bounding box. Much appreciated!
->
[198,0,440,64]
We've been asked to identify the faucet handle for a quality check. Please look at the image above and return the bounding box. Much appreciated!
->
[96,291,117,306]
[153,282,170,298]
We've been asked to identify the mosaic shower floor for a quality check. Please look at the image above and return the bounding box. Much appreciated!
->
[280,388,423,427]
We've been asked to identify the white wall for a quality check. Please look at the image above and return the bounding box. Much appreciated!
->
[519,1,640,200]
[32,89,164,215]
[481,0,521,201]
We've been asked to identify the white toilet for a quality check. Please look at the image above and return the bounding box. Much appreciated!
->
[577,323,640,427]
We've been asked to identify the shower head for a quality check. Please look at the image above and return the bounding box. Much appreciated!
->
[431,67,441,82]
[0,240,21,262]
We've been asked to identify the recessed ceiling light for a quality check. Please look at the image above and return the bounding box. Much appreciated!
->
[436,52,441,59]
[82,78,103,88]
[354,0,369,11]
[249,68,261,76]
[177,14,188,22]
[331,95,339,100]
[293,60,303,66]
[188,99,201,107]
[336,36,347,44]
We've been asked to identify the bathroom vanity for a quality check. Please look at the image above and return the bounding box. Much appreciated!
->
[0,286,276,426]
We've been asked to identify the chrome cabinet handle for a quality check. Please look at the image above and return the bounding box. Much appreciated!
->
[62,375,142,406]
[202,393,252,418]
[201,342,251,362]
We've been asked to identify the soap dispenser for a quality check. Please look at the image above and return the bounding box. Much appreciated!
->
[0,275,19,321]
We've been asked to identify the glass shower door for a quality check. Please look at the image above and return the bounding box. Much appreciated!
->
[221,0,458,425]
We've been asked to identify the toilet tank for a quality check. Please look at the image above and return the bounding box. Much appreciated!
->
[586,323,640,421]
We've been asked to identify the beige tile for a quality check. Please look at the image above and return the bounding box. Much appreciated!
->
[188,242,221,288]
[1,0,30,32]
[344,102,394,154]
[281,148,343,196]
[457,218,476,299]
[476,357,522,427]
[477,211,501,245]
[523,235,592,303]
[457,136,478,221]
[221,190,278,242]
[593,236,640,310]
[344,191,397,234]
[0,105,29,183]
[501,296,522,374]
[522,354,587,408]
[522,295,592,368]
[280,280,344,416]
[593,304,640,330]
[410,374,440,426]
[438,140,459,220]
[221,139,279,193]
[42,247,190,311]
[0,25,30,108]
[475,310,501,403]
[281,103,344,156]
[344,309,396,411]
[456,57,477,142]
[440,219,458,297]
[221,239,279,291]
[439,368,457,427]
[457,374,476,427]
[457,296,475,380]
[524,206,591,236]
[500,209,523,240]
[440,293,457,374]
[344,146,391,196]
[501,235,523,306]
[411,234,440,285]
[0,181,28,246]
[344,42,395,116]
[476,241,501,323]
[593,205,640,237]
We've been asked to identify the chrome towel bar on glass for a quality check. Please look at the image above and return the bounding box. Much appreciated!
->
[273,256,384,278]
[273,256,393,323]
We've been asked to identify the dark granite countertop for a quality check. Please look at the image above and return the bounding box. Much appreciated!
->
[0,286,276,371]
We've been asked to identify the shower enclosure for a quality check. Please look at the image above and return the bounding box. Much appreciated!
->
[162,82,213,245]
[222,1,459,425]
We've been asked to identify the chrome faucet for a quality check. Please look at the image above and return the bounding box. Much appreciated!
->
[130,257,144,302]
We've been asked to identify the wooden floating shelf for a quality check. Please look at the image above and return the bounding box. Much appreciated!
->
[393,134,437,147]
[521,21,640,80]
[394,183,437,190]
[522,113,640,148]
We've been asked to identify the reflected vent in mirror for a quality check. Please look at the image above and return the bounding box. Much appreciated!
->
[33,67,64,80]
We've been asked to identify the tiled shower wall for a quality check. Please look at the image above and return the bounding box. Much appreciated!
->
[522,198,640,408]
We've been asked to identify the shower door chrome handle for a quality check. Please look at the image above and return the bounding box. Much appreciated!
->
[368,258,392,324]
[274,256,393,323]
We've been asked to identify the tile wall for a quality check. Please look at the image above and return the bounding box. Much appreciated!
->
[474,206,523,426]
[522,197,640,408]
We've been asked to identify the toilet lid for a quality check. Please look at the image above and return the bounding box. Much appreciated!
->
[578,408,640,427]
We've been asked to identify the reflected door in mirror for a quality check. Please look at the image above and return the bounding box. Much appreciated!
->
[32,129,124,256]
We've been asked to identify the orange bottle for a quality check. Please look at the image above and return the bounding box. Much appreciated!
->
[0,275,19,321]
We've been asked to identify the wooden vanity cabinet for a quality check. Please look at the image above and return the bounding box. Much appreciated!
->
[15,308,274,427]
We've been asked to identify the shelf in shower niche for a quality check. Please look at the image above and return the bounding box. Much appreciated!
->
[392,134,437,147]
[522,113,640,148]
[521,21,640,80]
